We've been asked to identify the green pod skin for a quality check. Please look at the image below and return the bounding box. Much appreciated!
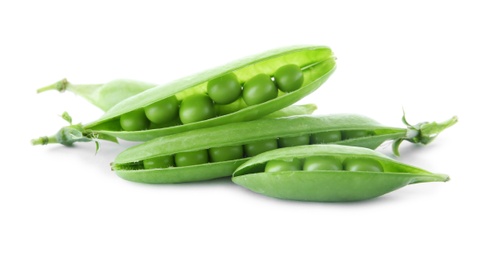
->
[37,79,157,112]
[33,46,336,146]
[111,114,456,184]
[232,145,449,202]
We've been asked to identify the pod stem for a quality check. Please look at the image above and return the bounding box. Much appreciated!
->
[31,125,93,146]
[37,78,69,93]
[31,136,58,145]
[392,114,458,156]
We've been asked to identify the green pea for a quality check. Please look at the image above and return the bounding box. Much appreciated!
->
[242,74,278,106]
[311,131,342,144]
[149,116,182,129]
[265,158,302,172]
[215,98,245,116]
[278,135,310,147]
[342,130,373,140]
[120,109,149,131]
[343,158,383,172]
[274,64,304,92]
[179,94,216,124]
[175,150,209,167]
[207,73,242,105]
[303,156,342,171]
[244,139,278,157]
[143,155,175,169]
[144,96,179,124]
[209,145,244,162]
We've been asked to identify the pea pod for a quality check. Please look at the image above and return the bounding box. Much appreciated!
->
[111,114,456,184]
[37,79,157,111]
[232,144,449,202]
[32,45,336,146]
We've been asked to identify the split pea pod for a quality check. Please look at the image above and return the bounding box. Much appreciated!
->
[32,45,336,146]
[232,144,450,202]
[111,114,456,184]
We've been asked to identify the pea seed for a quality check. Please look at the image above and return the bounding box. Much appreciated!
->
[242,74,278,106]
[175,150,209,167]
[274,64,304,92]
[145,96,179,124]
[244,139,278,157]
[207,73,242,105]
[311,131,342,144]
[303,156,342,171]
[179,94,216,124]
[120,109,149,131]
[265,158,302,172]
[209,145,244,162]
[343,158,384,172]
[143,155,175,169]
[342,130,373,140]
[278,135,310,147]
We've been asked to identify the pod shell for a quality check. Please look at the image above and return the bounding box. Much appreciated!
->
[88,45,336,141]
[113,114,408,184]
[232,145,449,202]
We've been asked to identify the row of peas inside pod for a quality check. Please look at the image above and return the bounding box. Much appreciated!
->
[121,64,305,131]
[141,129,373,169]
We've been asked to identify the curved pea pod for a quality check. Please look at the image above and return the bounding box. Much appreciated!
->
[232,144,449,202]
[111,114,456,184]
[37,79,157,111]
[33,45,336,146]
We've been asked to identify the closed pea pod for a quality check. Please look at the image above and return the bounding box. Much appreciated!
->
[232,145,450,202]
[111,114,456,184]
[37,78,157,112]
[32,46,336,146]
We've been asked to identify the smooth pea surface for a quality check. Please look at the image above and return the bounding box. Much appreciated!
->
[242,74,278,106]
[175,150,209,167]
[209,145,244,162]
[179,94,216,124]
[143,155,175,169]
[265,158,302,172]
[343,158,383,172]
[274,64,304,92]
[244,139,278,157]
[311,131,342,144]
[144,96,179,124]
[303,156,342,171]
[207,73,241,105]
[278,135,310,147]
[342,130,373,139]
[120,109,149,131]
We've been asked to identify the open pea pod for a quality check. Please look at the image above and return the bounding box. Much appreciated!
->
[232,144,449,202]
[111,114,456,184]
[33,45,335,146]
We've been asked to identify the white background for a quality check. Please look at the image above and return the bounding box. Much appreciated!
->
[1,1,499,259]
